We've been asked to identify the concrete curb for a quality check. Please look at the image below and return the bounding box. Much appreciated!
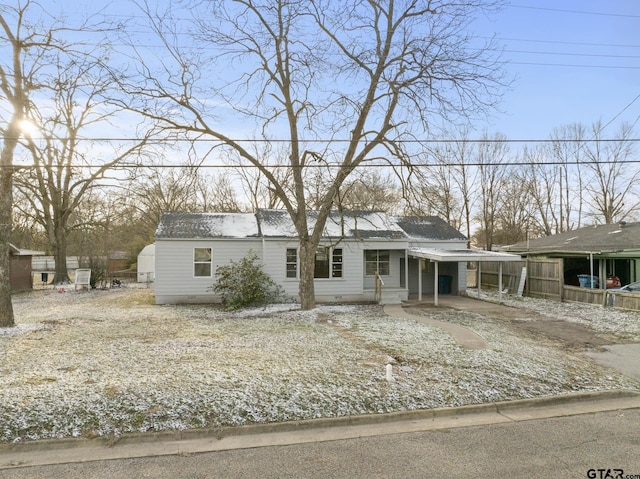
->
[1,389,638,458]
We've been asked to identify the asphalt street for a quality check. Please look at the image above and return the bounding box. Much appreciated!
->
[1,407,638,479]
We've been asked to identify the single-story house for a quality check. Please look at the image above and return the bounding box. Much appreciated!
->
[503,221,640,289]
[10,244,44,291]
[154,209,520,305]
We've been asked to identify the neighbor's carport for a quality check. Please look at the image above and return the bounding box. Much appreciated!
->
[408,248,522,305]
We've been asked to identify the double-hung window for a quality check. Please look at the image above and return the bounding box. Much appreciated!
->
[286,248,298,278]
[365,250,390,276]
[331,248,343,278]
[314,247,343,278]
[194,248,212,277]
[287,247,342,279]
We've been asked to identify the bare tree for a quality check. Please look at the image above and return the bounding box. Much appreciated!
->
[335,170,400,213]
[406,144,465,230]
[197,171,241,213]
[493,168,535,244]
[475,132,510,250]
[548,123,587,231]
[1,1,70,326]
[122,165,204,240]
[117,0,506,309]
[14,54,147,283]
[581,121,639,224]
[522,146,559,237]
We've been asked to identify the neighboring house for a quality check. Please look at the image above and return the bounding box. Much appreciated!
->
[504,221,640,288]
[154,209,520,305]
[137,244,155,283]
[10,244,44,292]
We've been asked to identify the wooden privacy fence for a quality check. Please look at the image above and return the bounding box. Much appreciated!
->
[480,257,640,311]
[481,258,562,300]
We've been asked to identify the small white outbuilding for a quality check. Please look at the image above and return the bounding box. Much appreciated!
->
[137,244,155,283]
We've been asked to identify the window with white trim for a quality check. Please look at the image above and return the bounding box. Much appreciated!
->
[194,247,212,277]
[365,250,390,275]
[314,247,343,278]
[332,248,343,278]
[286,248,298,278]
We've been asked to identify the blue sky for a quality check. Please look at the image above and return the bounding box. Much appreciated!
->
[12,0,640,142]
[472,1,639,139]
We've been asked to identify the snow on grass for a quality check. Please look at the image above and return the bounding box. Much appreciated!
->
[0,288,638,443]
[467,289,640,341]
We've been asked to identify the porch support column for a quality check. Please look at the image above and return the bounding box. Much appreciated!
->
[405,252,409,298]
[589,252,594,288]
[418,258,423,301]
[434,260,439,306]
[498,262,503,302]
[478,262,482,296]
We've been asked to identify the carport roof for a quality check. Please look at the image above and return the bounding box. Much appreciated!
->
[408,247,521,262]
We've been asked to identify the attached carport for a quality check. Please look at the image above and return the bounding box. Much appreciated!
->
[408,248,522,305]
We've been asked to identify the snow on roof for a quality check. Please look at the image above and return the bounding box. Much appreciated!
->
[9,243,45,256]
[394,216,467,241]
[155,212,260,239]
[256,209,407,239]
[154,210,467,242]
[505,221,640,254]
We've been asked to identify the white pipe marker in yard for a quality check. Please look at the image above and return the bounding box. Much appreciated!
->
[386,363,393,381]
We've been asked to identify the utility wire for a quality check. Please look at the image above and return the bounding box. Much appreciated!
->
[4,137,640,143]
[508,4,640,19]
[7,158,640,170]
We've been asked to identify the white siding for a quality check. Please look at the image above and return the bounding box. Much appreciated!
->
[261,239,367,302]
[154,238,262,304]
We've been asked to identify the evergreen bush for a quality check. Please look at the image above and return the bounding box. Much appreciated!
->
[211,250,283,310]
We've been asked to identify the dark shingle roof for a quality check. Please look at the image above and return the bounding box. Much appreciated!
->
[155,210,466,242]
[394,216,467,241]
[154,212,260,239]
[256,209,408,239]
[505,222,640,254]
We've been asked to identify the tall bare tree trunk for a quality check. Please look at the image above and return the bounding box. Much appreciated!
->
[298,239,316,310]
[53,223,69,284]
[0,136,17,327]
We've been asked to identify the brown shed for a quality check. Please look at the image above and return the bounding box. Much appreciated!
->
[10,244,44,292]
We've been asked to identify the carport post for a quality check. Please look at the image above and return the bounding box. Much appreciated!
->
[418,258,423,301]
[498,262,503,302]
[434,260,439,306]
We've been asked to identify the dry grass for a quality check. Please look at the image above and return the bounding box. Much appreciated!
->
[0,288,637,443]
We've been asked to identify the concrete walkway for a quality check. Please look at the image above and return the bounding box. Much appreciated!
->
[384,302,492,350]
[427,294,535,319]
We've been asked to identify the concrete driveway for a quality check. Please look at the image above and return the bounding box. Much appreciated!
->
[584,344,640,382]
[409,294,640,384]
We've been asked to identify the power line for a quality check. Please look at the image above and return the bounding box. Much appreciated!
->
[8,158,640,170]
[499,49,640,60]
[5,137,640,143]
[507,61,640,70]
[486,36,640,50]
[508,4,640,19]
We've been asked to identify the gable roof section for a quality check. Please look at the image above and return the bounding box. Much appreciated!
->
[155,212,260,239]
[504,222,640,254]
[154,210,467,242]
[395,216,467,241]
[257,209,407,239]
[9,243,45,256]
